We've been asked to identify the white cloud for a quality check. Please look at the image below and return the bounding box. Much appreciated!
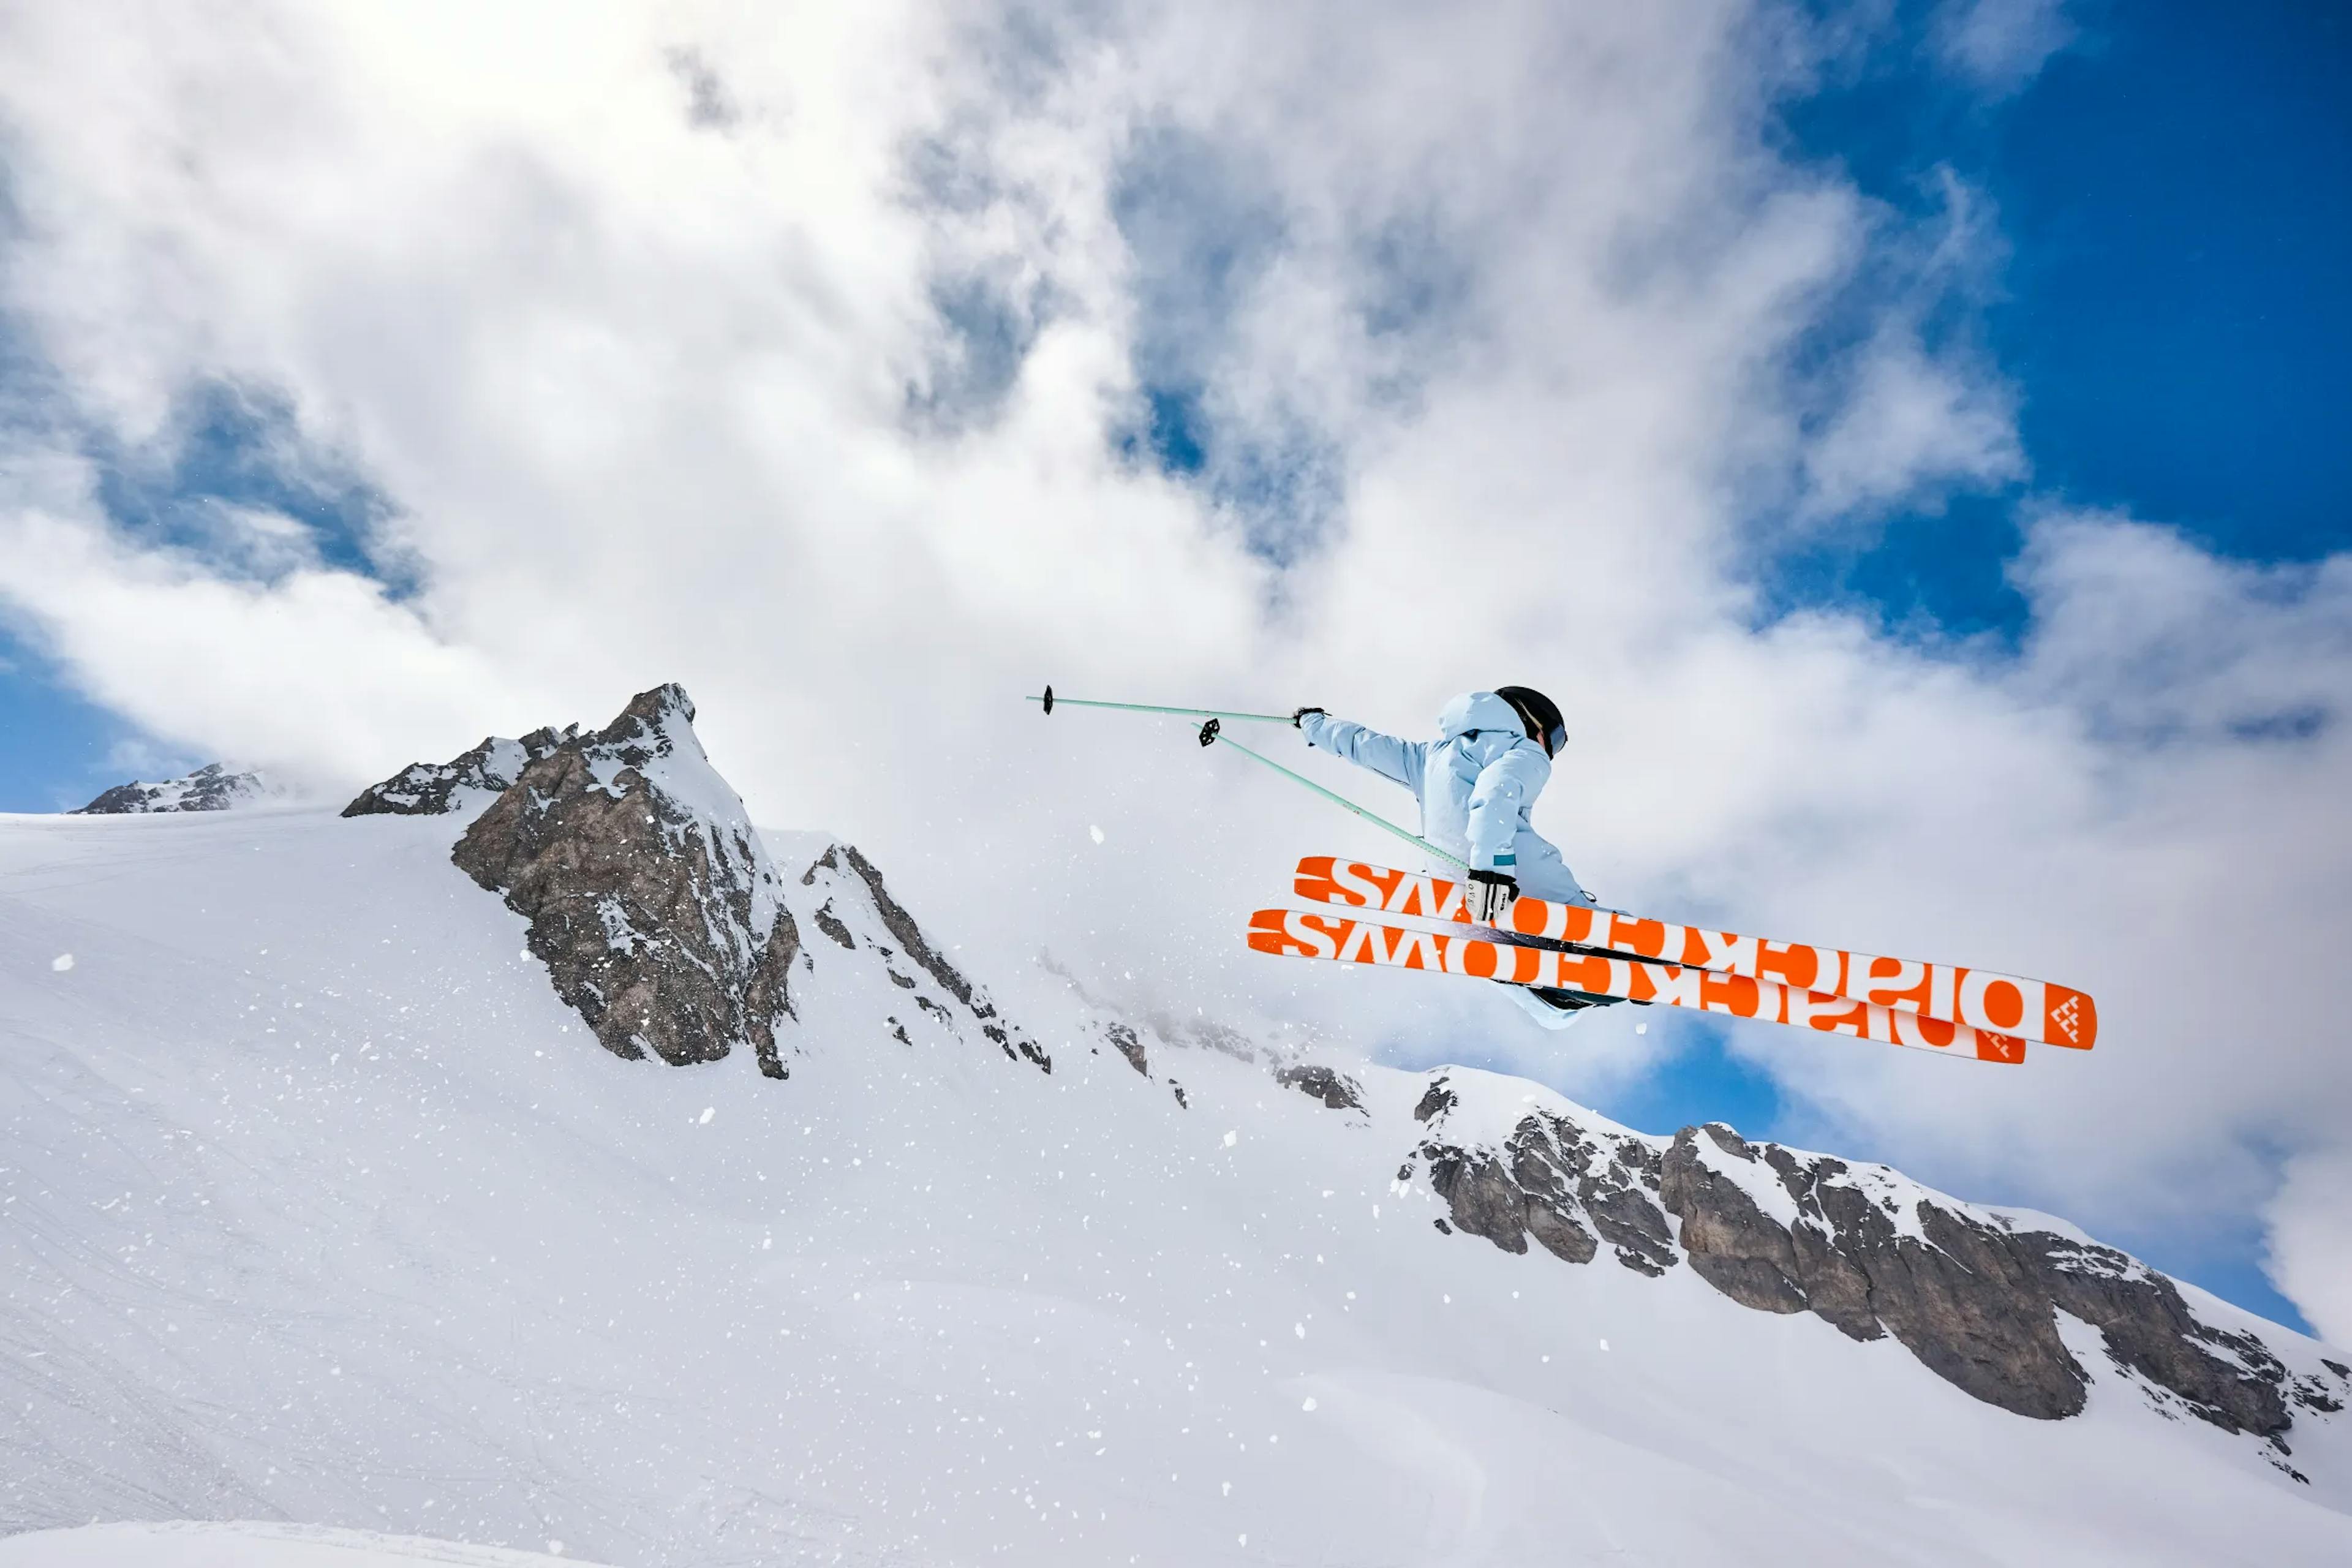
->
[0,501,544,790]
[1,0,2345,1332]
[1933,0,2078,97]
[1800,319,2022,518]
[100,737,198,784]
[2267,1148,2352,1347]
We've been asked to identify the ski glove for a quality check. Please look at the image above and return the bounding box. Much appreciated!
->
[1291,706,1326,728]
[1465,868,1518,923]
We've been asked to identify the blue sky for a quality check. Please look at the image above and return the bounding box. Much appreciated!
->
[1774,0,2348,638]
[1,1,2345,1332]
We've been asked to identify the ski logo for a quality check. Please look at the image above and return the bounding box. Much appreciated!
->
[1248,909,2027,1065]
[1292,857,2095,1052]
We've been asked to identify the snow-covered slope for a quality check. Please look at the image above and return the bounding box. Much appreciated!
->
[0,1522,606,1567]
[6,692,2351,1565]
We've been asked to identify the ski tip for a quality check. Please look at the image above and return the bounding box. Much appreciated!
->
[2044,986,2097,1050]
[1245,908,1294,955]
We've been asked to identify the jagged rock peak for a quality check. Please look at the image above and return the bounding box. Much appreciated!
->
[451,683,800,1079]
[801,840,1050,1073]
[344,725,578,818]
[74,763,275,815]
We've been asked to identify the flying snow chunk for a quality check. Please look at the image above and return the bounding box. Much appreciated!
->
[50,954,74,973]
[1089,824,1106,845]
[698,1107,715,1125]
[1223,1130,1237,1148]
[1636,1022,1648,1036]
[1302,1396,1317,1412]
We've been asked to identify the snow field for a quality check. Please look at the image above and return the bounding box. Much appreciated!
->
[0,1521,602,1566]
[4,809,2350,1563]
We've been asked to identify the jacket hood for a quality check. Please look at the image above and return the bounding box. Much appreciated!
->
[1436,690,1529,744]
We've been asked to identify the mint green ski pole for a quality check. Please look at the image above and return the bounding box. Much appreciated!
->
[1028,685,1465,869]
[1026,685,1295,725]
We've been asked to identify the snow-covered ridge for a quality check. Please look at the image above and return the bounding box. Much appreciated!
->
[72,763,278,815]
[1409,1068,1680,1276]
[800,840,1052,1072]
[1404,1075,2347,1456]
[342,728,576,819]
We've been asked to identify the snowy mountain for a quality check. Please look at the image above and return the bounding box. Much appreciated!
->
[71,764,278,815]
[6,685,2351,1565]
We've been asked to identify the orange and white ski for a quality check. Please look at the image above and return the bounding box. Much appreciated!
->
[1292,857,2095,1051]
[1246,908,2027,1063]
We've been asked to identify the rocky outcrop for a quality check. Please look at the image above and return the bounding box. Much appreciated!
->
[1665,1123,2342,1438]
[343,727,575,818]
[1659,1125,2086,1418]
[1406,1080,2349,1457]
[1411,1072,1677,1275]
[799,843,1049,1074]
[1275,1064,1364,1113]
[1103,1023,1150,1076]
[1652,1122,2326,1439]
[75,763,272,814]
[451,684,800,1079]
[2023,1230,2298,1436]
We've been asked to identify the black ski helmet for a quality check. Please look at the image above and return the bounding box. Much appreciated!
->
[1496,685,1566,757]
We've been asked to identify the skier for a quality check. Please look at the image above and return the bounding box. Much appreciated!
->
[1289,688,1608,1030]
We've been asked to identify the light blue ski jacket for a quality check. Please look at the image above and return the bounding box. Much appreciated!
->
[1300,692,1590,903]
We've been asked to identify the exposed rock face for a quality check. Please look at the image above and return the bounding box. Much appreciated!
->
[451,685,799,1079]
[1412,1072,1677,1275]
[1103,1023,1150,1077]
[75,764,273,814]
[344,727,576,818]
[2020,1230,2295,1436]
[1406,1078,2348,1455]
[1401,1081,2342,1457]
[799,843,1050,1074]
[1655,1123,2315,1434]
[1659,1125,2085,1417]
[1274,1064,1365,1113]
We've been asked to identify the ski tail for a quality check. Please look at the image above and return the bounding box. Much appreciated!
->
[1247,908,2027,1065]
[1292,856,2094,1051]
